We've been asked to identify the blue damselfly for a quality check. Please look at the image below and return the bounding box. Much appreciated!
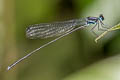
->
[7,14,107,70]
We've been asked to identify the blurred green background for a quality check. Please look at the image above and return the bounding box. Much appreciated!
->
[0,0,120,80]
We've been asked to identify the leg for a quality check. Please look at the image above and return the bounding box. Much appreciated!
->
[100,20,110,29]
[90,23,98,36]
[98,21,107,31]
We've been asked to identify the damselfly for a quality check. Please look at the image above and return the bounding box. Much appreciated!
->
[7,14,107,70]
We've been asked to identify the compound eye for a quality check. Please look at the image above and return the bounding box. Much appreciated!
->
[99,14,104,21]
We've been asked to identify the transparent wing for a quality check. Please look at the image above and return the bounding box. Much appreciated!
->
[26,19,87,39]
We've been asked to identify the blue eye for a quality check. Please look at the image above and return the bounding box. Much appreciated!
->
[99,14,104,21]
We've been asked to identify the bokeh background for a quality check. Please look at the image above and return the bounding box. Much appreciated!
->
[0,0,120,80]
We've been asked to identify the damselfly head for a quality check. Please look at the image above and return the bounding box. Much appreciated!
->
[99,14,104,21]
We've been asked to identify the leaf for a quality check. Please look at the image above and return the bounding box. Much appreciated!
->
[63,55,120,80]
